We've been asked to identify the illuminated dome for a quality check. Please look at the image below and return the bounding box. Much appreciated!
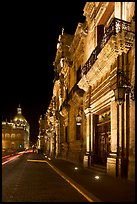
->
[13,104,27,127]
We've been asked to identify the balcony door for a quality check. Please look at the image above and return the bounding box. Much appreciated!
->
[97,25,104,44]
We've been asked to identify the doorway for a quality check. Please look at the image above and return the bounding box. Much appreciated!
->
[96,112,111,166]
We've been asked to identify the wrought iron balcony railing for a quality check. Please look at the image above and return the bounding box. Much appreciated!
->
[81,17,132,76]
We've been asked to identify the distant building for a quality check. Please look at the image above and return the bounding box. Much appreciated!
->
[2,105,30,154]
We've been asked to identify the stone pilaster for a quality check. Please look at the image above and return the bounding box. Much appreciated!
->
[107,98,120,177]
[83,108,93,167]
[128,97,135,181]
[55,122,60,158]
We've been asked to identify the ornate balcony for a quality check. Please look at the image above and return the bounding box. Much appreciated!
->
[82,18,134,76]
[78,17,135,92]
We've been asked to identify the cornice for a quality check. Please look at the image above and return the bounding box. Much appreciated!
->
[69,23,87,55]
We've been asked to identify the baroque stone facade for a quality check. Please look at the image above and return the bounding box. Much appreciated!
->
[41,2,135,181]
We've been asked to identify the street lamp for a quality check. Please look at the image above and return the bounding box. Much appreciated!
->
[76,113,82,126]
[114,86,127,105]
[114,69,134,105]
[76,107,82,126]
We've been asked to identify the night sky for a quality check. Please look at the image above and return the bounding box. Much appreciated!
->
[2,1,86,144]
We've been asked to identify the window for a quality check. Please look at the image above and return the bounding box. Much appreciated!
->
[17,133,21,139]
[5,133,10,139]
[66,88,68,101]
[76,125,81,140]
[77,66,82,82]
[11,134,15,139]
[65,126,68,143]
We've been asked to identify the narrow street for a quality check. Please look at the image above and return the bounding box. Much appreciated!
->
[2,152,89,202]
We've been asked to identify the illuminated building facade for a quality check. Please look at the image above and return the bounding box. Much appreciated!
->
[43,2,135,181]
[2,105,30,154]
[37,114,46,153]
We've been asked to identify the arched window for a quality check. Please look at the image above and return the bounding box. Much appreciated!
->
[17,133,21,139]
[11,134,16,139]
[5,133,10,139]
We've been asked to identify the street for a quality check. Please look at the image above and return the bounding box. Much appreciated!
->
[2,152,89,202]
[2,151,135,202]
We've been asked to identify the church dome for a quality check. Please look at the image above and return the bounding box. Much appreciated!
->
[13,105,27,127]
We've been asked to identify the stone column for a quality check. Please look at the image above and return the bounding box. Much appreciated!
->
[114,2,122,19]
[83,108,92,167]
[50,134,53,157]
[128,96,135,181]
[55,122,60,158]
[107,99,121,177]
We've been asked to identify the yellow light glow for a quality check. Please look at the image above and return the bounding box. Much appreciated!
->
[57,43,60,49]
[27,159,47,163]
[94,176,100,180]
[74,167,78,170]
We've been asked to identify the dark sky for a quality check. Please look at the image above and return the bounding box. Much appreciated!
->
[2,1,86,144]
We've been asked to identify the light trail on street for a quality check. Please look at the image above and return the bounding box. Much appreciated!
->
[2,150,33,166]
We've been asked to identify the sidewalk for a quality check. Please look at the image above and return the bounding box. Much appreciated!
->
[48,157,135,202]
